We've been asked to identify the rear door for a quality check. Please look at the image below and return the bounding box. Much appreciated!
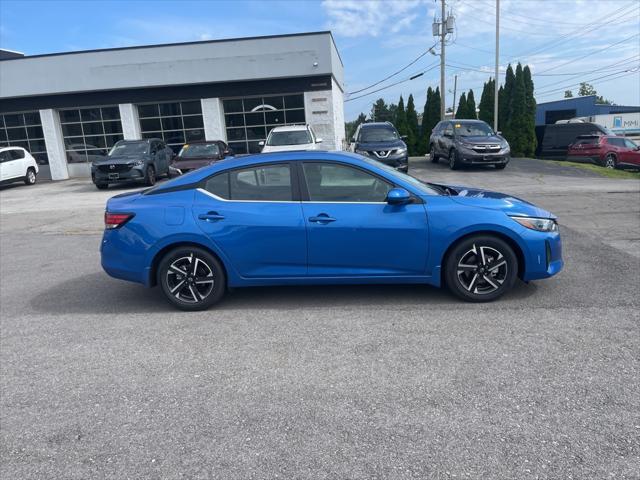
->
[299,161,429,276]
[193,162,307,278]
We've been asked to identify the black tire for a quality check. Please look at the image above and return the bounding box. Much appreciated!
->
[95,183,109,190]
[603,154,617,169]
[24,167,37,185]
[495,163,507,170]
[145,165,156,186]
[449,149,460,170]
[157,246,226,311]
[445,235,518,302]
[430,145,439,163]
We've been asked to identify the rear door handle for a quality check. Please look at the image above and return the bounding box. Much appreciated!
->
[309,214,336,224]
[198,212,225,222]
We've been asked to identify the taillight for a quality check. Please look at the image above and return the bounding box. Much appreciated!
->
[104,212,134,229]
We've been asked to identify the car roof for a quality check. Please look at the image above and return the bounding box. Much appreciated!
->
[361,122,395,128]
[0,146,25,151]
[269,125,309,132]
[183,140,221,144]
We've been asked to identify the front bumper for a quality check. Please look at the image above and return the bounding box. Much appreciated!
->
[521,229,563,281]
[458,148,510,165]
[92,167,145,184]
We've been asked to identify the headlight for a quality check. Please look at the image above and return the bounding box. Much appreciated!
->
[395,147,407,155]
[133,159,144,166]
[355,149,369,155]
[458,142,474,150]
[510,216,558,232]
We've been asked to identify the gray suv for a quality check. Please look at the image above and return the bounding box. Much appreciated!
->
[429,120,510,170]
[91,139,173,189]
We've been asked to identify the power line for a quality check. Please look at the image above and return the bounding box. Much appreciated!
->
[535,68,639,96]
[346,43,437,96]
[536,71,638,99]
[344,63,440,102]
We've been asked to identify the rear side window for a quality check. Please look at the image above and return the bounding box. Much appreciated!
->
[0,151,12,163]
[205,164,292,201]
[9,149,25,160]
[608,138,625,147]
[574,137,599,146]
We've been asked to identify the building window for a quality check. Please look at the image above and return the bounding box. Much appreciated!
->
[0,111,49,165]
[222,94,306,154]
[59,106,123,163]
[137,100,204,153]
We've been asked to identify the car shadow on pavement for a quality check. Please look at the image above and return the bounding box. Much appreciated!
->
[30,271,539,315]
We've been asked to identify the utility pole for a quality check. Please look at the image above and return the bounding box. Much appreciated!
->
[440,0,446,121]
[452,74,458,119]
[494,0,500,131]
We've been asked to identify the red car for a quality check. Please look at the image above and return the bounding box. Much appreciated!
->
[567,135,640,169]
[169,140,234,176]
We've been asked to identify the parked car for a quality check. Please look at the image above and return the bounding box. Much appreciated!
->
[169,140,234,176]
[91,139,172,190]
[350,122,408,172]
[429,119,510,170]
[260,124,322,153]
[567,135,640,169]
[0,146,39,186]
[101,151,563,311]
[535,122,611,160]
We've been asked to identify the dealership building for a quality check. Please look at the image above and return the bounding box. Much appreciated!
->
[0,31,345,180]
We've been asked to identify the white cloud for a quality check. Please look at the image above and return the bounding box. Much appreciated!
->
[322,0,427,37]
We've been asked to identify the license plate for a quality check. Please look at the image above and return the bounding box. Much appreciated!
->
[108,173,119,180]
[483,156,493,161]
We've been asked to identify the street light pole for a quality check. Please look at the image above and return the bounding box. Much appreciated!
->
[494,0,500,131]
[440,0,446,121]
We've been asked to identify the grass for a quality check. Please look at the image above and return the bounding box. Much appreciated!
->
[542,159,640,179]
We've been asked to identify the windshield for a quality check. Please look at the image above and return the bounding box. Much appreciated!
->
[360,157,441,196]
[179,143,219,158]
[360,127,399,142]
[454,122,494,137]
[267,131,312,146]
[109,142,147,156]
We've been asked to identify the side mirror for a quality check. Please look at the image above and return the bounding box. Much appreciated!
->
[316,138,323,143]
[386,188,411,205]
[401,135,408,140]
[258,141,265,146]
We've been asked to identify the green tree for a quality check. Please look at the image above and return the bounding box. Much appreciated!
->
[418,87,433,155]
[578,82,597,96]
[506,63,528,156]
[345,112,367,141]
[395,95,408,138]
[466,89,477,119]
[405,94,419,155]
[478,78,495,125]
[564,90,573,98]
[455,92,467,119]
[371,98,393,122]
[499,64,515,137]
[523,65,537,157]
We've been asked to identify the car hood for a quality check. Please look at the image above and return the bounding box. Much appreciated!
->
[94,155,144,165]
[432,183,555,219]
[457,135,504,144]
[357,140,406,150]
[261,144,316,152]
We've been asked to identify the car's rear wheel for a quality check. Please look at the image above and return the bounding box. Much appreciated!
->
[604,154,617,169]
[24,168,37,185]
[145,165,156,186]
[430,145,439,163]
[449,149,460,170]
[445,235,517,302]
[158,246,226,311]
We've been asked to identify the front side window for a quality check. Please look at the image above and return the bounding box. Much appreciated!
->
[359,127,399,143]
[206,164,292,201]
[303,162,391,202]
[0,151,12,163]
[266,130,312,146]
[624,139,638,149]
[444,124,453,136]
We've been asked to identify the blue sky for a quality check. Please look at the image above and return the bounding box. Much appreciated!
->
[1,0,638,120]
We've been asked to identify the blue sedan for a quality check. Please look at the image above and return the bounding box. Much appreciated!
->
[101,151,563,310]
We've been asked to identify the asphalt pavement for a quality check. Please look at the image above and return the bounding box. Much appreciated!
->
[1,157,639,479]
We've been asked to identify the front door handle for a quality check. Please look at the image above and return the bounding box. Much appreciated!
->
[309,214,336,224]
[198,212,225,222]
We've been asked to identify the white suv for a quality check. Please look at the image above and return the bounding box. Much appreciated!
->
[0,147,39,186]
[260,124,322,153]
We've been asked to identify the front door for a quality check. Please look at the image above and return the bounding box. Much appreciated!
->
[193,162,307,278]
[300,162,429,276]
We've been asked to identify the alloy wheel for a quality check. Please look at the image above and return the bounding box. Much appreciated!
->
[27,170,36,184]
[605,154,616,169]
[165,254,215,304]
[456,243,508,295]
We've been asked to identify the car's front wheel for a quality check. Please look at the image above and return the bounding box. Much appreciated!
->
[449,149,460,170]
[24,167,37,185]
[158,246,226,311]
[445,235,517,302]
[145,165,156,186]
[430,145,439,163]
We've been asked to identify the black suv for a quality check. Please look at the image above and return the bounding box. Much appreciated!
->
[350,122,409,172]
[429,120,510,170]
[91,139,173,189]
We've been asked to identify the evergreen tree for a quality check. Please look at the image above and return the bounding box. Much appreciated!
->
[395,95,408,138]
[418,87,434,155]
[455,92,467,119]
[507,63,528,156]
[499,64,515,137]
[478,78,494,125]
[523,65,537,157]
[405,94,419,155]
[345,112,367,141]
[431,87,441,127]
[466,89,477,119]
[371,98,393,122]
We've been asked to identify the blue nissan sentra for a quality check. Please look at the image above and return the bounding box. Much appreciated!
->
[101,151,563,310]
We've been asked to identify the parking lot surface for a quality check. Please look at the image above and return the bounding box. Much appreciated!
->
[1,158,639,479]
